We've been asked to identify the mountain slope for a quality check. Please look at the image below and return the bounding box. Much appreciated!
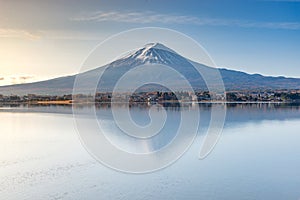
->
[220,68,300,90]
[0,43,300,95]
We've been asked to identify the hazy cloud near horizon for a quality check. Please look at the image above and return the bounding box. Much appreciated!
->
[9,76,34,84]
[0,29,41,40]
[19,76,34,80]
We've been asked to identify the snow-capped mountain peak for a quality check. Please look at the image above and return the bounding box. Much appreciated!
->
[116,42,184,66]
[142,42,177,54]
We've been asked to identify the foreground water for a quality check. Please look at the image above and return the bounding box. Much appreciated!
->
[0,103,300,200]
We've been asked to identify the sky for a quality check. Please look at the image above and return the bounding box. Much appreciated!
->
[0,0,300,86]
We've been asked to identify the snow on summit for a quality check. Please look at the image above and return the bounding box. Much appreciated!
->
[119,43,183,65]
[143,43,177,54]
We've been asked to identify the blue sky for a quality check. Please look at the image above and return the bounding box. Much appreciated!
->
[0,0,300,85]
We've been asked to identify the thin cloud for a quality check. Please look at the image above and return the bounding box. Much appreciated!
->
[19,76,34,80]
[71,10,300,30]
[72,11,223,25]
[0,29,42,40]
[9,76,35,84]
[0,28,101,41]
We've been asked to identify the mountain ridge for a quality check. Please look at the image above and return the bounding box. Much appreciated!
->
[0,43,300,95]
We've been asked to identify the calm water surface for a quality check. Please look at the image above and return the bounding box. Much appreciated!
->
[0,103,300,200]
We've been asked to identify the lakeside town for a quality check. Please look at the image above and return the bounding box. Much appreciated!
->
[1,89,300,105]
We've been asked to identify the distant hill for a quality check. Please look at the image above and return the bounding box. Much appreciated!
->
[0,43,299,95]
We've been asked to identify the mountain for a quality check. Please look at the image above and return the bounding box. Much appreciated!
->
[0,42,300,95]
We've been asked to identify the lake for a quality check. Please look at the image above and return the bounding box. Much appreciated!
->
[0,103,300,200]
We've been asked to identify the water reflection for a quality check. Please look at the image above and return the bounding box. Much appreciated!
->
[1,103,300,199]
[1,102,299,154]
[1,102,299,123]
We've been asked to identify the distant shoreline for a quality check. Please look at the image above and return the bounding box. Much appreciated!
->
[0,100,295,106]
[1,101,299,116]
[1,90,300,105]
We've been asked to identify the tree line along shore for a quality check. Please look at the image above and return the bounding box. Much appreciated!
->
[0,90,300,105]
